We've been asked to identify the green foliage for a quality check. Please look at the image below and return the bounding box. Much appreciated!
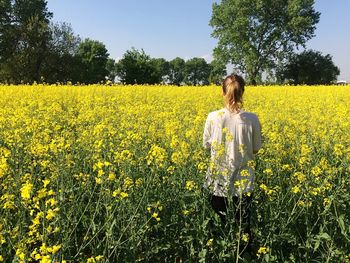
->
[153,58,170,84]
[184,57,211,85]
[0,0,12,62]
[76,39,109,84]
[0,0,53,83]
[210,0,320,85]
[0,1,112,84]
[48,22,81,57]
[0,0,220,86]
[106,58,117,83]
[168,57,186,86]
[209,59,227,85]
[116,48,162,84]
[41,22,81,83]
[277,50,340,85]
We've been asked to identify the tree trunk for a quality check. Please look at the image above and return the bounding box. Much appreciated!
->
[250,67,260,86]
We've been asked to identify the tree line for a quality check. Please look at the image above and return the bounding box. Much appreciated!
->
[0,0,226,85]
[114,48,226,85]
[0,0,340,85]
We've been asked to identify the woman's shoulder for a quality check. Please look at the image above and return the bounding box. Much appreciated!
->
[240,110,260,122]
[207,108,226,120]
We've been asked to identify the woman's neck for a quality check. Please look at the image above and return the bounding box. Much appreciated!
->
[225,104,242,114]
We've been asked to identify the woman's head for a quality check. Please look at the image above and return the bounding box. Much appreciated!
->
[222,74,245,113]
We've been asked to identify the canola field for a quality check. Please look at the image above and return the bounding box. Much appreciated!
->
[0,84,349,262]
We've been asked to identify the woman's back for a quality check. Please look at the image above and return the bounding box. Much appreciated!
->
[203,107,262,196]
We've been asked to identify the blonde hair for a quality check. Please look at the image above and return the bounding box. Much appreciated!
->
[222,74,245,113]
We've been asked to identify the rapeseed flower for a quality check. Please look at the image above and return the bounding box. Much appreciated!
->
[257,246,269,257]
[20,182,33,200]
[185,180,196,191]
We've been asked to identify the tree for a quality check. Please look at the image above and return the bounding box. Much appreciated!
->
[210,0,320,85]
[153,58,170,83]
[209,59,227,85]
[0,0,53,83]
[42,22,81,83]
[0,0,13,82]
[48,22,81,57]
[106,58,117,83]
[76,38,109,84]
[277,50,340,85]
[168,57,185,86]
[116,48,161,84]
[184,57,211,85]
[0,0,12,60]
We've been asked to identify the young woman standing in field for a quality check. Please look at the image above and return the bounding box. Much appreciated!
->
[203,74,262,249]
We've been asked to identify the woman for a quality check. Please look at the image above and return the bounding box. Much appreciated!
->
[203,74,262,243]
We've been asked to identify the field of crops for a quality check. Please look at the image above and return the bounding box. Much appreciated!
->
[0,84,349,262]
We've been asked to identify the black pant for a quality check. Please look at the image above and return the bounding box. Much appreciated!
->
[210,194,253,239]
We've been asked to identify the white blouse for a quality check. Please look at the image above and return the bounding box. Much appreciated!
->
[203,107,262,197]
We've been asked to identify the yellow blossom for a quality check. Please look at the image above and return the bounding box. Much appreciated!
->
[95,177,103,184]
[135,178,143,186]
[42,179,50,188]
[242,233,250,242]
[120,192,129,199]
[46,208,59,220]
[40,255,51,263]
[112,189,121,197]
[297,200,305,207]
[323,198,331,206]
[240,169,250,177]
[20,182,33,200]
[95,255,104,261]
[123,177,134,188]
[257,246,269,255]
[185,180,196,191]
[97,169,104,177]
[183,210,190,216]
[263,168,273,176]
[37,188,47,199]
[152,212,160,222]
[294,172,306,183]
[108,172,116,181]
[311,166,322,176]
[45,198,57,207]
[206,238,214,247]
[292,186,300,194]
[48,244,61,254]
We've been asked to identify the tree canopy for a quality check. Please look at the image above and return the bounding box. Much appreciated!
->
[210,0,320,85]
[116,48,162,85]
[209,59,227,85]
[184,57,211,85]
[42,22,81,83]
[277,50,340,85]
[76,39,109,84]
[168,57,186,86]
[0,0,53,83]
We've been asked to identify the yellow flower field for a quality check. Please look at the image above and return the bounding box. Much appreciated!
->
[0,84,349,262]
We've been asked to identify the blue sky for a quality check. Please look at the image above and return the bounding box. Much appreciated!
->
[47,0,350,81]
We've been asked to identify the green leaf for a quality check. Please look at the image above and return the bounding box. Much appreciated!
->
[338,214,346,235]
[318,232,331,240]
[199,248,207,263]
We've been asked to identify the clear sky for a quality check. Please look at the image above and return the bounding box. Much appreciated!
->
[47,0,350,81]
